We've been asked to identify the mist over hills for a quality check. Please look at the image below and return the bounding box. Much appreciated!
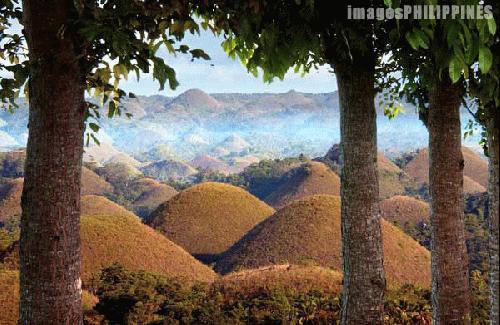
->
[0,89,483,162]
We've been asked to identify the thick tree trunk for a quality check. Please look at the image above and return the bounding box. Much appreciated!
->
[336,61,386,324]
[487,111,499,325]
[428,78,471,324]
[20,0,85,323]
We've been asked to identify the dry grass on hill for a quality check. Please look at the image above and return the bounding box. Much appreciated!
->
[81,213,217,284]
[380,195,430,227]
[264,161,340,209]
[81,195,136,218]
[81,166,114,196]
[131,178,177,217]
[147,182,274,261]
[463,176,487,194]
[404,147,488,191]
[0,178,23,224]
[0,270,19,325]
[216,195,431,288]
[214,264,343,296]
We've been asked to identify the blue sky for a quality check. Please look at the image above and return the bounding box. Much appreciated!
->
[121,30,338,96]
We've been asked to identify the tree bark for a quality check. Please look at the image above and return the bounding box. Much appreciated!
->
[487,111,499,325]
[336,61,386,324]
[20,0,85,323]
[428,78,471,324]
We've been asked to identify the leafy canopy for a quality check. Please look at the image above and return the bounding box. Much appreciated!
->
[0,0,211,144]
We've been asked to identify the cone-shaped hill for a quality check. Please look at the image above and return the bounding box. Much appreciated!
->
[264,161,340,209]
[0,270,19,325]
[318,144,417,199]
[0,169,113,224]
[147,182,275,262]
[130,178,178,218]
[216,195,431,288]
[81,212,216,283]
[380,195,429,228]
[404,147,488,191]
[1,195,216,284]
[214,264,343,296]
[81,195,137,218]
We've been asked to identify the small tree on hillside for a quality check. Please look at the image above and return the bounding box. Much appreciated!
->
[0,0,210,322]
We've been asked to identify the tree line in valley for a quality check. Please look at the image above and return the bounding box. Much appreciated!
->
[0,0,498,324]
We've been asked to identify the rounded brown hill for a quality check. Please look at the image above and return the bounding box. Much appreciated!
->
[81,213,216,283]
[147,182,275,261]
[214,264,343,296]
[404,147,488,190]
[1,200,216,284]
[81,166,114,195]
[0,177,23,224]
[380,195,429,227]
[216,195,431,288]
[264,161,340,209]
[131,178,178,218]
[81,195,136,218]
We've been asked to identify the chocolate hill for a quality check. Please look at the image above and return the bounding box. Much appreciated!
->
[216,195,431,288]
[147,182,275,262]
[264,161,341,209]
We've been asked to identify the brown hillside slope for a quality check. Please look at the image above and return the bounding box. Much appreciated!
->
[264,162,340,209]
[81,213,217,283]
[0,178,23,224]
[81,166,114,195]
[147,182,274,261]
[404,147,488,190]
[214,264,343,296]
[0,270,19,325]
[131,178,177,218]
[463,176,487,194]
[81,195,136,218]
[216,195,431,288]
[380,195,430,227]
[1,212,216,284]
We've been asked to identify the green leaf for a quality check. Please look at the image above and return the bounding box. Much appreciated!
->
[88,122,100,132]
[449,56,462,83]
[478,46,493,74]
[487,18,496,35]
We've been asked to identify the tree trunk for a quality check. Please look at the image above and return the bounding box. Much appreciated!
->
[336,61,386,324]
[428,78,470,324]
[487,111,499,325]
[20,0,85,323]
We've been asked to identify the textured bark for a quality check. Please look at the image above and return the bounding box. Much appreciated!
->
[487,112,499,325]
[336,61,386,324]
[428,78,471,324]
[20,0,85,323]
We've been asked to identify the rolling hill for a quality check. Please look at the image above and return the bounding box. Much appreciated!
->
[264,161,341,209]
[214,264,343,296]
[380,195,430,228]
[147,182,275,262]
[81,167,114,196]
[130,178,178,218]
[141,159,197,181]
[404,147,488,192]
[216,195,431,288]
[1,196,216,285]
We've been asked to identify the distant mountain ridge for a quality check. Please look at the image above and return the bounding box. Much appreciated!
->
[1,89,483,161]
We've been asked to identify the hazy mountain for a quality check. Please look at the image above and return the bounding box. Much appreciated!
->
[0,89,483,160]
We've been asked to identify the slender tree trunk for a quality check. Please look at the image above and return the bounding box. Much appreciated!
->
[428,78,470,324]
[336,60,386,324]
[487,111,499,325]
[20,0,85,323]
